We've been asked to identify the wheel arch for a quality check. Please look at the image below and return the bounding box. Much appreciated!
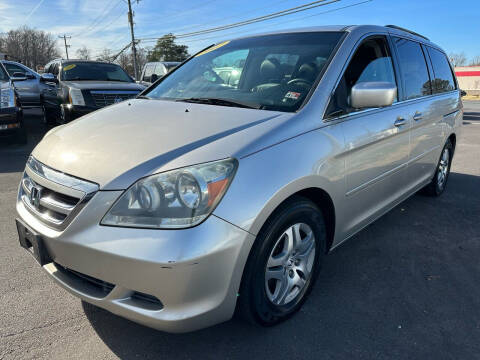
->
[447,132,456,154]
[251,184,337,254]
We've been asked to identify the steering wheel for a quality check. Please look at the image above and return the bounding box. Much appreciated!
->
[287,78,312,87]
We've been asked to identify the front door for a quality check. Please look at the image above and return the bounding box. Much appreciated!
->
[325,35,411,239]
[4,62,40,106]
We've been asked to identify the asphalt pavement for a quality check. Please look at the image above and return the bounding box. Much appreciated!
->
[1,104,479,359]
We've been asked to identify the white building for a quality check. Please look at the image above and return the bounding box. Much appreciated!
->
[455,66,480,96]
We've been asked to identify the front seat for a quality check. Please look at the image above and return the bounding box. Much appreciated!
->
[289,62,318,88]
[252,58,282,93]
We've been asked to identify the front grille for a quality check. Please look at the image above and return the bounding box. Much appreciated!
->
[90,90,140,107]
[19,157,99,230]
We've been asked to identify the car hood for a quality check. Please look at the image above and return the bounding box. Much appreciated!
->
[63,80,145,91]
[32,99,285,189]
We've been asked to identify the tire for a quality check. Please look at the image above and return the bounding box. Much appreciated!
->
[15,125,27,145]
[422,139,453,196]
[59,105,67,124]
[42,104,56,126]
[237,196,327,326]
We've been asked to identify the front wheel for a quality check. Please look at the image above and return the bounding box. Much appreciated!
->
[14,124,27,145]
[237,196,326,326]
[42,104,57,126]
[423,139,453,196]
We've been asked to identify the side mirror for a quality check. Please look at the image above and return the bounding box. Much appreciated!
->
[351,82,397,109]
[460,90,467,97]
[150,73,159,83]
[40,73,58,84]
[11,72,27,81]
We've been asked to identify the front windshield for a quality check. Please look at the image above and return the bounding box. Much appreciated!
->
[145,32,343,112]
[61,62,132,82]
[0,64,8,81]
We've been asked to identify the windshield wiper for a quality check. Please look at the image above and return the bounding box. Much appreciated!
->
[175,97,260,109]
[137,95,151,99]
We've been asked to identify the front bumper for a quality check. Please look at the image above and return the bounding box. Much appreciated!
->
[61,104,97,122]
[0,107,22,137]
[16,190,255,333]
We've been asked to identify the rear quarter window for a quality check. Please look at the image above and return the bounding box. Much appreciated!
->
[427,47,456,94]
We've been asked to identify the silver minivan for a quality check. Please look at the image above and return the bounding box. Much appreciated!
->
[16,25,462,333]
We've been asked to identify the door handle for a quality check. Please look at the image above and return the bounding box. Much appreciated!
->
[413,112,423,121]
[394,117,407,127]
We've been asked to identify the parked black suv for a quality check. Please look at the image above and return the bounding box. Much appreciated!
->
[41,59,145,124]
[0,62,26,144]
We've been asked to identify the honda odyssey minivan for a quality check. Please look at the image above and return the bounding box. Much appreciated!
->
[16,25,462,333]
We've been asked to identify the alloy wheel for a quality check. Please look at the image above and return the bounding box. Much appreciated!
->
[437,147,450,190]
[265,222,316,306]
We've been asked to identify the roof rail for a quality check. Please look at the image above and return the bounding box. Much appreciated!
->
[385,25,429,41]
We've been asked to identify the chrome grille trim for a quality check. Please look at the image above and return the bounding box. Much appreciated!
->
[90,90,139,107]
[19,157,99,230]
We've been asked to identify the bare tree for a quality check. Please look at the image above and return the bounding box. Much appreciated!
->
[96,48,113,62]
[449,52,467,67]
[136,47,148,75]
[470,56,480,66]
[112,47,149,77]
[75,46,91,60]
[0,26,60,69]
[116,52,131,74]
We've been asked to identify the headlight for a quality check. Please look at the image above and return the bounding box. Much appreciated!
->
[0,87,15,108]
[69,88,85,106]
[101,158,238,229]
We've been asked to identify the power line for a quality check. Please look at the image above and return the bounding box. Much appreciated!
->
[138,0,340,41]
[94,0,373,64]
[87,9,125,36]
[142,0,372,46]
[72,0,123,37]
[58,34,71,59]
[24,0,46,23]
[137,0,289,39]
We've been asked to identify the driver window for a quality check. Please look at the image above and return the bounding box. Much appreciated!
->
[326,36,397,118]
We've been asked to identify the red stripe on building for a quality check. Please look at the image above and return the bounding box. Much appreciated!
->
[455,71,480,77]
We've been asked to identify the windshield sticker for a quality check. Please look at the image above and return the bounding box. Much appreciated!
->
[63,64,76,71]
[195,41,230,57]
[284,91,301,100]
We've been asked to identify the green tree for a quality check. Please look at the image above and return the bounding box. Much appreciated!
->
[147,34,189,62]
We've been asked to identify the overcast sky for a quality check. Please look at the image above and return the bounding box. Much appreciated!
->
[0,0,479,60]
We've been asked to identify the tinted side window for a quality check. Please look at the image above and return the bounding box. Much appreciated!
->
[393,37,431,100]
[326,36,396,117]
[427,47,456,94]
[4,63,26,75]
[0,64,8,81]
[51,63,59,76]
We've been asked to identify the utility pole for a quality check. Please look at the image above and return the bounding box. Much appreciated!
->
[127,0,139,80]
[59,34,71,59]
